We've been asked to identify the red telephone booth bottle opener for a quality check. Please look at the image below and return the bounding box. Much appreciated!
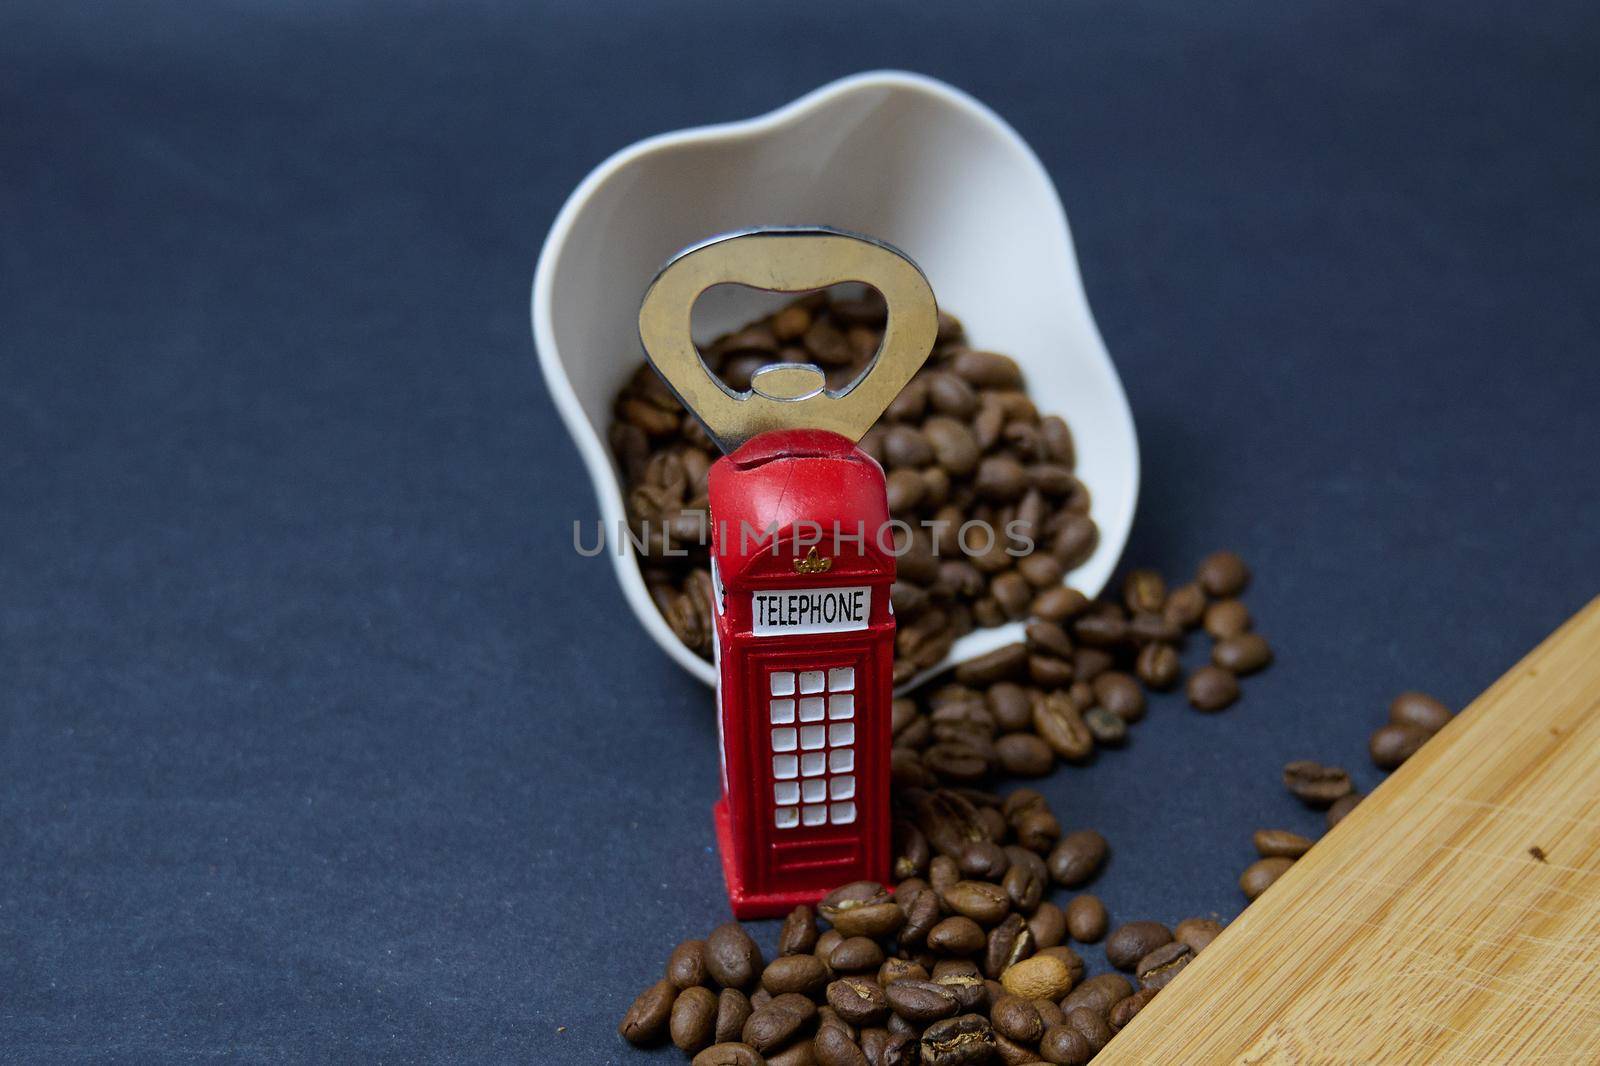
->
[639,228,939,918]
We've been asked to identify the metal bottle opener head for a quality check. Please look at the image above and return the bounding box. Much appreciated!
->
[638,227,939,455]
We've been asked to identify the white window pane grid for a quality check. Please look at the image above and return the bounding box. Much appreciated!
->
[771,664,862,829]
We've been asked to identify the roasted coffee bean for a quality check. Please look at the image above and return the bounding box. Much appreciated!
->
[929,854,961,893]
[1033,586,1090,622]
[1370,722,1430,770]
[882,425,934,468]
[620,978,677,1045]
[1065,895,1108,943]
[931,961,988,1011]
[1108,987,1158,1031]
[1203,599,1251,639]
[1047,830,1108,887]
[670,939,711,988]
[924,741,992,783]
[899,889,943,949]
[1039,1023,1092,1065]
[943,881,1012,926]
[923,416,981,476]
[1163,582,1207,629]
[998,953,1075,1001]
[1326,791,1363,829]
[1065,1006,1114,1053]
[989,994,1043,1044]
[1002,861,1044,914]
[1061,972,1133,1016]
[1032,692,1093,762]
[815,1024,870,1066]
[1105,921,1172,971]
[826,976,888,1031]
[820,882,903,938]
[1083,705,1127,745]
[1186,665,1240,711]
[673,986,721,1053]
[1092,671,1145,722]
[958,840,1010,881]
[1135,941,1194,990]
[995,733,1054,777]
[749,987,772,1011]
[1122,568,1166,614]
[892,823,931,882]
[1027,654,1074,689]
[779,906,819,957]
[762,954,830,997]
[1071,611,1125,648]
[1128,611,1182,645]
[953,349,1024,388]
[1018,551,1065,590]
[1035,998,1067,1029]
[884,468,926,514]
[1173,917,1224,953]
[743,993,817,1053]
[1254,828,1314,858]
[986,683,1035,733]
[707,922,764,990]
[989,571,1033,621]
[716,988,754,1044]
[975,455,1028,501]
[1240,856,1295,899]
[975,804,1010,843]
[1014,808,1061,854]
[984,914,1035,978]
[921,1013,996,1066]
[1389,690,1453,734]
[886,979,960,1023]
[1282,760,1353,806]
[927,916,986,955]
[878,958,929,986]
[1027,901,1067,949]
[1135,641,1181,690]
[954,643,1029,685]
[1024,619,1075,659]
[692,1042,766,1066]
[1196,550,1250,597]
[1213,633,1273,675]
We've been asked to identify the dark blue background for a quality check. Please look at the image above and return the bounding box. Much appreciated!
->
[3,1,1597,1062]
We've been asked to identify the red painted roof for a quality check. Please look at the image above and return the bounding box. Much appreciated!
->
[709,429,894,584]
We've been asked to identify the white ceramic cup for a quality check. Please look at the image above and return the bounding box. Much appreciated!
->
[533,70,1139,689]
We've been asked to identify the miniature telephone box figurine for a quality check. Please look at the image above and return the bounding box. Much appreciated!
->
[639,228,938,917]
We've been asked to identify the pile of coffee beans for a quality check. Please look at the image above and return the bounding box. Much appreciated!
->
[609,290,1099,683]
[621,785,1225,1065]
[1240,690,1455,900]
[882,549,1272,795]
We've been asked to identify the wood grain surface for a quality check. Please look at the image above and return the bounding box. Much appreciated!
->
[1098,595,1600,1065]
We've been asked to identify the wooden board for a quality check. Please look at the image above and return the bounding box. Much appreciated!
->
[1098,595,1600,1065]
